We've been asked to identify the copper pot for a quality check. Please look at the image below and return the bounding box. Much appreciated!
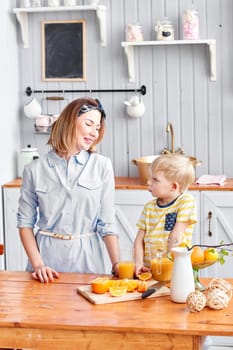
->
[132,155,160,185]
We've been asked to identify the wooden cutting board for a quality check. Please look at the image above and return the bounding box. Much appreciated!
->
[76,281,170,304]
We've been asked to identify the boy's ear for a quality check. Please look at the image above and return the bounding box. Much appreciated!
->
[171,182,179,191]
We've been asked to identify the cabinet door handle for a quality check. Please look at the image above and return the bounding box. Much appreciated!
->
[208,211,212,237]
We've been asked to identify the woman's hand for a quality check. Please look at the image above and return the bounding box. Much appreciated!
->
[111,262,119,277]
[32,265,59,283]
[135,264,151,278]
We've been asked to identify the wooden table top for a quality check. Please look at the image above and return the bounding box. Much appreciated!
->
[0,271,233,338]
[3,177,233,190]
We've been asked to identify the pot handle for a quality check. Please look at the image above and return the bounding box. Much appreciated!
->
[131,159,137,165]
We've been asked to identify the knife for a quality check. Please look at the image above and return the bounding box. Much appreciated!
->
[141,281,164,299]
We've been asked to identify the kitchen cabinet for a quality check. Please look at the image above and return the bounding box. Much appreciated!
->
[121,39,216,82]
[199,191,233,279]
[115,189,151,260]
[2,187,27,271]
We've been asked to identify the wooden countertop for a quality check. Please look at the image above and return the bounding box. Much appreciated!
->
[0,271,233,349]
[3,177,233,191]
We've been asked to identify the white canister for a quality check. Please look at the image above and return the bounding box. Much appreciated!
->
[183,9,199,40]
[31,0,42,7]
[64,0,76,5]
[21,0,31,7]
[17,145,40,178]
[48,0,60,6]
[155,18,174,41]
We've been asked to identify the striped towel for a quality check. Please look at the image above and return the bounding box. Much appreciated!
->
[196,174,226,185]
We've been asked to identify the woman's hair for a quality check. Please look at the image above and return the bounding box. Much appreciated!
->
[47,97,106,153]
[150,154,195,192]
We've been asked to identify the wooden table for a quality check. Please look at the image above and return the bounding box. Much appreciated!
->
[0,272,233,350]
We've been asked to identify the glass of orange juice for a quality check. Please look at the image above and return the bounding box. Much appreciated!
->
[118,261,135,279]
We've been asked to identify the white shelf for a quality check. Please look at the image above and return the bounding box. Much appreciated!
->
[121,39,216,82]
[13,5,107,48]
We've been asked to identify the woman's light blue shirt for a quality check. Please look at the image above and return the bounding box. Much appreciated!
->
[17,149,117,273]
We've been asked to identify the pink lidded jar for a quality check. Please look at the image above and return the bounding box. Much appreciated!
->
[183,9,199,40]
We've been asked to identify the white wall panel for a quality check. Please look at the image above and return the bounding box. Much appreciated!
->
[15,0,233,178]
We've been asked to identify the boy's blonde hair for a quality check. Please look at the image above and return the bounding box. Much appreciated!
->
[150,154,195,192]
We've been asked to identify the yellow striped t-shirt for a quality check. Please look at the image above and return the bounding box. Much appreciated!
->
[136,192,197,266]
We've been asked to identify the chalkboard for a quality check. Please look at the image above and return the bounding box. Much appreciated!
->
[42,20,86,81]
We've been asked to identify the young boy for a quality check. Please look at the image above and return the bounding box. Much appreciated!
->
[133,154,197,276]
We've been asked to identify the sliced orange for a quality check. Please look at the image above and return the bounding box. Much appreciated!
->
[137,281,147,293]
[108,279,120,288]
[126,279,138,292]
[138,272,152,281]
[118,279,129,287]
[91,277,110,294]
[109,286,127,297]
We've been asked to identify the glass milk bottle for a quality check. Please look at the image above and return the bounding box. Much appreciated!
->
[170,247,195,303]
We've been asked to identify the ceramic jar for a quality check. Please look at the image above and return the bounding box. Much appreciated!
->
[170,247,195,303]
[17,145,40,178]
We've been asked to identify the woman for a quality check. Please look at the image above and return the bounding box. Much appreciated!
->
[17,97,120,283]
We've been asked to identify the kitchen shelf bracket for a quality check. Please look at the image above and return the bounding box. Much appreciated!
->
[121,39,216,82]
[13,5,107,48]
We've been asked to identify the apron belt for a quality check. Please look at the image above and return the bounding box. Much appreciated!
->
[39,230,96,240]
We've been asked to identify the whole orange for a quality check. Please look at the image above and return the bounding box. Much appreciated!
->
[204,248,219,262]
[191,246,205,265]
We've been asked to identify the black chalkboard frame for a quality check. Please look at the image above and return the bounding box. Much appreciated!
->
[41,19,86,82]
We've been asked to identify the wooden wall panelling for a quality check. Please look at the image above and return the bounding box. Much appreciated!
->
[137,1,154,158]
[124,0,141,178]
[179,46,195,157]
[193,45,209,178]
[207,1,223,175]
[219,0,233,176]
[17,0,233,178]
[109,0,128,176]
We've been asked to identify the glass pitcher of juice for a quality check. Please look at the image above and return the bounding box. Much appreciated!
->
[148,238,173,282]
